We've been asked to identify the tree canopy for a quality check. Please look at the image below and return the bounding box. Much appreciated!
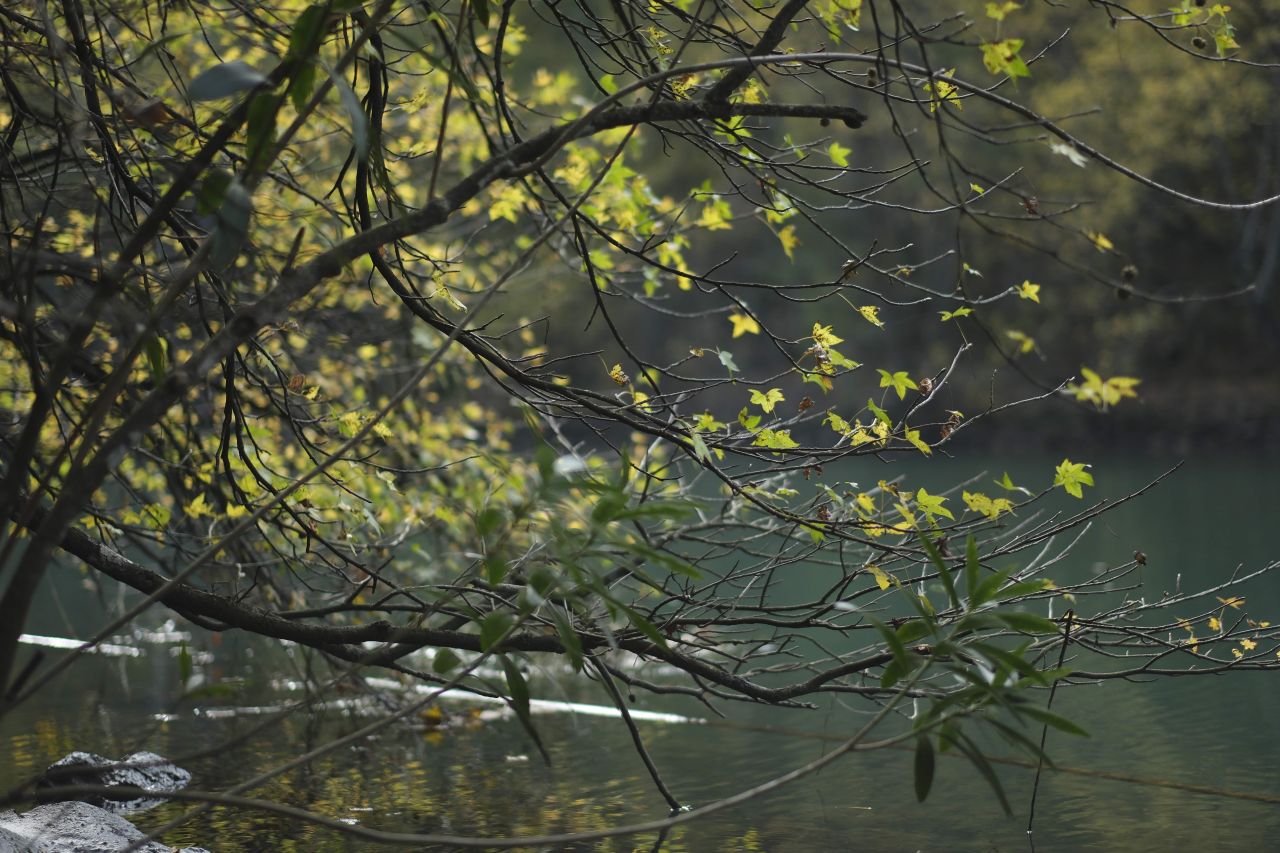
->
[1,0,1279,845]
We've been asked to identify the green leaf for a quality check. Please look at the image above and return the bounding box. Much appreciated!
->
[181,682,243,701]
[623,605,668,648]
[195,169,233,215]
[479,611,512,651]
[432,647,461,674]
[964,535,981,603]
[287,4,329,61]
[984,716,1052,764]
[288,62,317,112]
[471,0,491,27]
[896,618,932,645]
[866,398,891,426]
[245,92,280,173]
[476,507,505,538]
[971,567,1014,609]
[499,655,550,763]
[995,611,1060,634]
[689,431,711,462]
[914,735,935,802]
[969,640,1048,686]
[951,731,1012,815]
[591,490,627,524]
[828,141,851,167]
[992,580,1051,602]
[718,349,739,374]
[484,556,508,585]
[145,335,168,384]
[1016,704,1089,737]
[188,60,268,101]
[877,369,918,400]
[177,642,192,685]
[209,179,253,270]
[552,613,585,671]
[326,65,370,160]
[880,655,908,689]
[918,530,959,609]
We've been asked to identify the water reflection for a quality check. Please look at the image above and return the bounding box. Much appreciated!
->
[2,455,1279,851]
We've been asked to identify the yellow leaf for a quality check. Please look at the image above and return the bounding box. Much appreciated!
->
[985,1,1020,21]
[867,564,892,591]
[697,197,733,231]
[728,313,760,338]
[857,305,884,327]
[940,306,973,321]
[1087,231,1114,252]
[187,493,214,519]
[905,427,931,455]
[693,412,726,432]
[338,410,362,437]
[608,363,629,386]
[915,487,953,521]
[1241,638,1257,651]
[749,388,785,413]
[1208,616,1222,632]
[1218,596,1245,609]
[962,491,1013,520]
[776,225,799,260]
[980,39,1030,79]
[1065,367,1141,410]
[1017,280,1041,303]
[922,70,961,113]
[752,428,799,450]
[1053,459,1094,499]
[812,323,843,347]
[1006,329,1036,354]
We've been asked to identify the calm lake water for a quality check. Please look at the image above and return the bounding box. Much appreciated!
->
[2,453,1278,851]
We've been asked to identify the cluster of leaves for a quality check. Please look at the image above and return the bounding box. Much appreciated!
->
[888,534,1085,811]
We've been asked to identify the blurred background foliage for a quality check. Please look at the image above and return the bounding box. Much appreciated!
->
[500,0,1280,453]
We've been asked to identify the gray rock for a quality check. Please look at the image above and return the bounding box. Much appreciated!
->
[39,752,191,814]
[0,802,209,852]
